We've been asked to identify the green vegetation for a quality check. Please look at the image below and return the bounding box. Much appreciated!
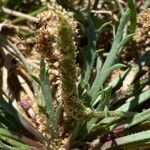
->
[0,0,150,149]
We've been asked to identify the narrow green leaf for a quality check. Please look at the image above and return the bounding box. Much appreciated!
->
[128,0,136,33]
[105,64,126,77]
[39,58,60,138]
[39,57,53,115]
[70,122,83,143]
[36,88,46,108]
[124,108,150,129]
[119,33,134,48]
[80,13,97,86]
[115,130,150,146]
[88,8,130,102]
[0,141,18,150]
[114,8,130,43]
[96,56,103,74]
[31,75,41,85]
[92,86,111,107]
[97,21,112,36]
[0,96,46,143]
[0,128,28,148]
[117,88,150,111]
[96,86,112,111]
[108,67,131,88]
[89,64,126,102]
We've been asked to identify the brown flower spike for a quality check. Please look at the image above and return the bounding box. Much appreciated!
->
[35,4,89,120]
